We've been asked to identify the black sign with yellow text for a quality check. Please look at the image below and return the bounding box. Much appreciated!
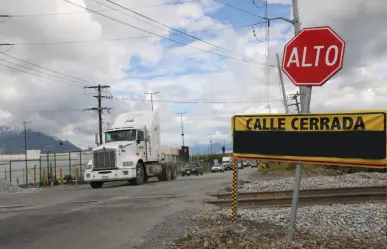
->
[232,111,387,168]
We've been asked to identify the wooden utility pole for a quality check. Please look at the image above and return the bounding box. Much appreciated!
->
[83,85,111,145]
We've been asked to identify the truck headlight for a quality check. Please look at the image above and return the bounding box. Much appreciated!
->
[123,161,133,166]
[85,164,92,170]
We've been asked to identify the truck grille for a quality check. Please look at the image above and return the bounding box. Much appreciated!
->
[93,149,116,170]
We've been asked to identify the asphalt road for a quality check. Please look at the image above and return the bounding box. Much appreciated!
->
[0,167,273,249]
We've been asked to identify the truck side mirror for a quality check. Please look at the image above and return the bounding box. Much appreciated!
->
[136,139,141,144]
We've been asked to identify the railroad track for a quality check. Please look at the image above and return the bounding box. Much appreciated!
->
[206,186,386,208]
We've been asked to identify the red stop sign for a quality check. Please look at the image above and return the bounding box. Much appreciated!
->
[282,26,346,86]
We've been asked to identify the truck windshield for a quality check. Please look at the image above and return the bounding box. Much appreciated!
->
[105,130,136,143]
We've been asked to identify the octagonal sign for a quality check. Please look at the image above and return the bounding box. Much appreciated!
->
[282,26,346,86]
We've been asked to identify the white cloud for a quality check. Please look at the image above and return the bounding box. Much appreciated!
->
[0,0,386,150]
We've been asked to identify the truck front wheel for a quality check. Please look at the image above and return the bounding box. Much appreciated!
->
[130,162,145,185]
[90,182,103,189]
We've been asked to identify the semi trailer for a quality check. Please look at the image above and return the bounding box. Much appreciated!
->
[84,111,178,189]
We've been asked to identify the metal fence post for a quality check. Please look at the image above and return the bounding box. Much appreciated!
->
[39,157,42,185]
[9,161,12,183]
[69,152,71,176]
[46,153,49,183]
[54,153,57,180]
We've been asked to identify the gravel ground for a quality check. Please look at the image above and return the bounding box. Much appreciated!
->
[240,172,387,192]
[219,203,385,236]
[133,209,201,249]
[171,209,386,249]
[0,181,26,196]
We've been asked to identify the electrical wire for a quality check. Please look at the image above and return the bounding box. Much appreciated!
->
[0,62,86,87]
[0,52,97,86]
[8,22,265,46]
[218,0,264,19]
[115,96,282,104]
[62,0,272,66]
[11,0,199,17]
[0,58,95,87]
[104,0,254,60]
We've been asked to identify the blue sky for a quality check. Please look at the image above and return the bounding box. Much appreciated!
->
[114,0,293,115]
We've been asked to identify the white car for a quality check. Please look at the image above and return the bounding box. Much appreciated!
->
[211,165,225,173]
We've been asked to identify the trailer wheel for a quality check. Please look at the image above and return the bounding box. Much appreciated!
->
[90,182,103,189]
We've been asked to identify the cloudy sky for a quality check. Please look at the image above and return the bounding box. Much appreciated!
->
[0,0,386,149]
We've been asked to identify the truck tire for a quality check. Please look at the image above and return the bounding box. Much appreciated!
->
[130,162,145,185]
[158,163,171,181]
[171,164,177,180]
[90,182,103,189]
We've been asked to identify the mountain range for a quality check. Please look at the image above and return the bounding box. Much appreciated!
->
[0,126,231,155]
[0,126,81,155]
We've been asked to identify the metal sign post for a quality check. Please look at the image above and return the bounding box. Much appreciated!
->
[231,160,239,223]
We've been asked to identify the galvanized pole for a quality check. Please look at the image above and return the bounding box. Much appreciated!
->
[287,0,308,243]
[276,53,289,113]
[144,92,159,111]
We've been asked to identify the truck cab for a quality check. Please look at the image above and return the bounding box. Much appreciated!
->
[84,111,177,189]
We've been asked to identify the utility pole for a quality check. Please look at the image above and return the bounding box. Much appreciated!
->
[208,134,213,155]
[144,91,159,111]
[287,92,300,114]
[176,112,186,147]
[83,84,111,145]
[23,121,32,186]
[276,53,289,114]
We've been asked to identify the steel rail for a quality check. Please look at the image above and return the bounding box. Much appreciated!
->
[206,192,386,208]
[211,186,386,200]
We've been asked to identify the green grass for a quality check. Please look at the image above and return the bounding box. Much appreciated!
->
[203,167,212,174]
[261,162,318,174]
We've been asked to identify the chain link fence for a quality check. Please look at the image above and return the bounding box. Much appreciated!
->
[0,151,224,187]
[0,151,92,187]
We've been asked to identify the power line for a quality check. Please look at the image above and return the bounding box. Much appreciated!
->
[0,62,86,87]
[62,0,271,66]
[115,96,282,104]
[104,0,255,60]
[8,22,264,46]
[0,58,94,87]
[0,52,97,86]
[218,0,264,18]
[10,0,199,18]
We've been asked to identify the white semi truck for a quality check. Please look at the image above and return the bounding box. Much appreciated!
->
[84,111,178,189]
